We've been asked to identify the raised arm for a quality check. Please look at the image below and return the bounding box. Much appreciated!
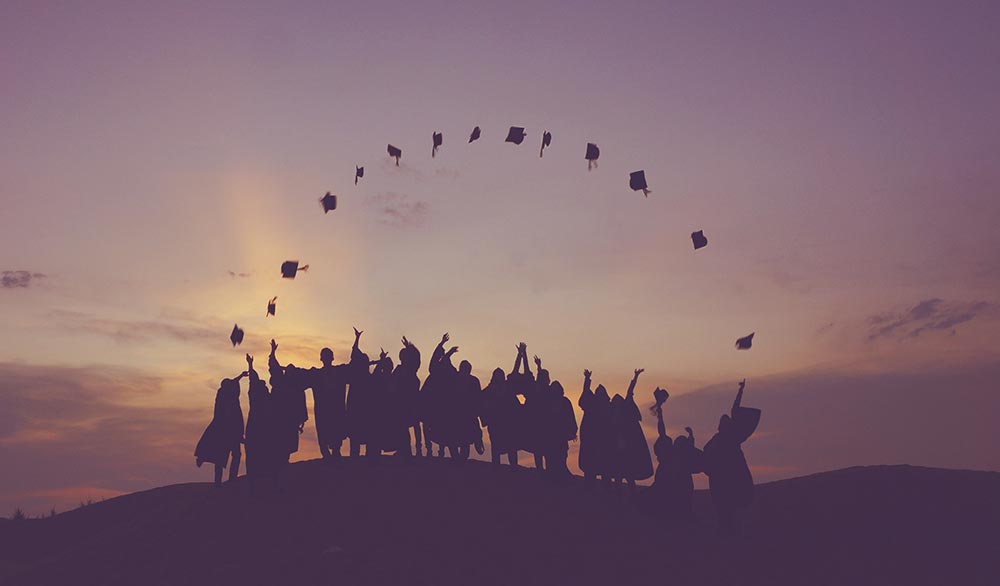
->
[521,344,533,377]
[246,354,260,386]
[351,327,365,361]
[578,370,593,408]
[731,379,745,417]
[685,426,695,444]
[268,339,284,375]
[510,345,523,376]
[626,368,644,399]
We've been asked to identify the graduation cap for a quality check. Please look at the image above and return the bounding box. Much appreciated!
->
[691,230,708,250]
[280,261,309,279]
[320,192,337,213]
[735,332,754,350]
[387,144,402,166]
[539,131,552,157]
[432,132,443,158]
[355,166,364,185]
[505,126,526,145]
[585,143,600,170]
[629,170,651,197]
[230,324,244,347]
[468,126,481,143]
[266,296,277,317]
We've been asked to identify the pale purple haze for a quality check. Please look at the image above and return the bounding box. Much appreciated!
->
[2,1,999,514]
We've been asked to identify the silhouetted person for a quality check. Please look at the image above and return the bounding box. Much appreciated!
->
[309,345,350,460]
[504,342,536,464]
[269,339,308,463]
[195,371,246,486]
[451,359,484,461]
[481,366,519,466]
[244,353,281,494]
[369,349,402,457]
[519,349,549,472]
[395,337,423,457]
[578,369,612,484]
[703,379,761,532]
[649,387,703,522]
[609,369,653,491]
[421,333,456,457]
[545,380,578,480]
[346,328,374,457]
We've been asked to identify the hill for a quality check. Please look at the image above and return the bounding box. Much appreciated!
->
[1,460,997,585]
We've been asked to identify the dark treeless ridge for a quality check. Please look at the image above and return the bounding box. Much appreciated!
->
[1,461,997,586]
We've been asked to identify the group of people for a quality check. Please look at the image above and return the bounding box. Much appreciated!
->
[195,329,761,528]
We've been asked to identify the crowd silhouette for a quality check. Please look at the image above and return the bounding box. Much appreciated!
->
[196,330,761,530]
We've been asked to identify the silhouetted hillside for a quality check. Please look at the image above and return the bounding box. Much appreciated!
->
[1,461,997,586]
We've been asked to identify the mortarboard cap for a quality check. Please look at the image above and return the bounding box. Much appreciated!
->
[468,126,481,143]
[281,261,309,279]
[355,166,364,185]
[585,143,600,170]
[230,324,244,347]
[691,230,708,250]
[266,296,277,317]
[735,332,754,350]
[432,132,443,158]
[320,192,337,213]
[629,170,651,197]
[387,144,402,166]
[539,131,552,157]
[505,126,526,145]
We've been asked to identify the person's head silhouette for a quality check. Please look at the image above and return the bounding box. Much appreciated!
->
[320,347,334,367]
[459,360,472,376]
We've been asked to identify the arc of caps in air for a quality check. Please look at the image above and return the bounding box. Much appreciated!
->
[236,124,740,348]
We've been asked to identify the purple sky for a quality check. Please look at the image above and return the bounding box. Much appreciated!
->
[2,1,999,514]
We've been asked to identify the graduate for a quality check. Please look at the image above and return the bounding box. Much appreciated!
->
[703,380,761,532]
[308,344,351,460]
[195,371,246,486]
[244,353,281,494]
[394,337,423,457]
[577,369,612,484]
[269,339,309,464]
[649,388,703,522]
[609,369,654,490]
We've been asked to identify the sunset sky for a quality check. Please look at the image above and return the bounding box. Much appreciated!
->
[2,1,999,514]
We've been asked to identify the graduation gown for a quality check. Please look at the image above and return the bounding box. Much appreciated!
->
[703,406,761,512]
[310,364,349,449]
[194,383,244,467]
[244,372,281,476]
[610,395,653,481]
[578,392,612,475]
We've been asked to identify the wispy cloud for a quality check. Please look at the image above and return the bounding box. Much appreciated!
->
[0,362,205,515]
[365,192,429,228]
[866,299,1000,341]
[49,309,222,345]
[1,270,46,289]
[226,271,251,278]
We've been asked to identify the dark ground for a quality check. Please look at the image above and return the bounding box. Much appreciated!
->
[1,459,997,586]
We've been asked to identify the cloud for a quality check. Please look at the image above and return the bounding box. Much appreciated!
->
[0,362,206,515]
[866,298,1000,341]
[1,270,46,289]
[365,192,429,227]
[227,271,251,278]
[49,309,222,345]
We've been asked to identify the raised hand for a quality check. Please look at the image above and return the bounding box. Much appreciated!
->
[685,426,693,435]
[379,347,388,360]
[739,378,746,390]
[270,339,277,352]
[583,369,592,379]
[354,327,363,338]
[533,355,541,367]
[441,332,450,344]
[401,336,410,347]
[246,354,253,367]
[447,346,459,355]
[633,368,644,378]
[518,342,527,353]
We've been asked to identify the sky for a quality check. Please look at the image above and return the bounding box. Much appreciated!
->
[2,0,999,514]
